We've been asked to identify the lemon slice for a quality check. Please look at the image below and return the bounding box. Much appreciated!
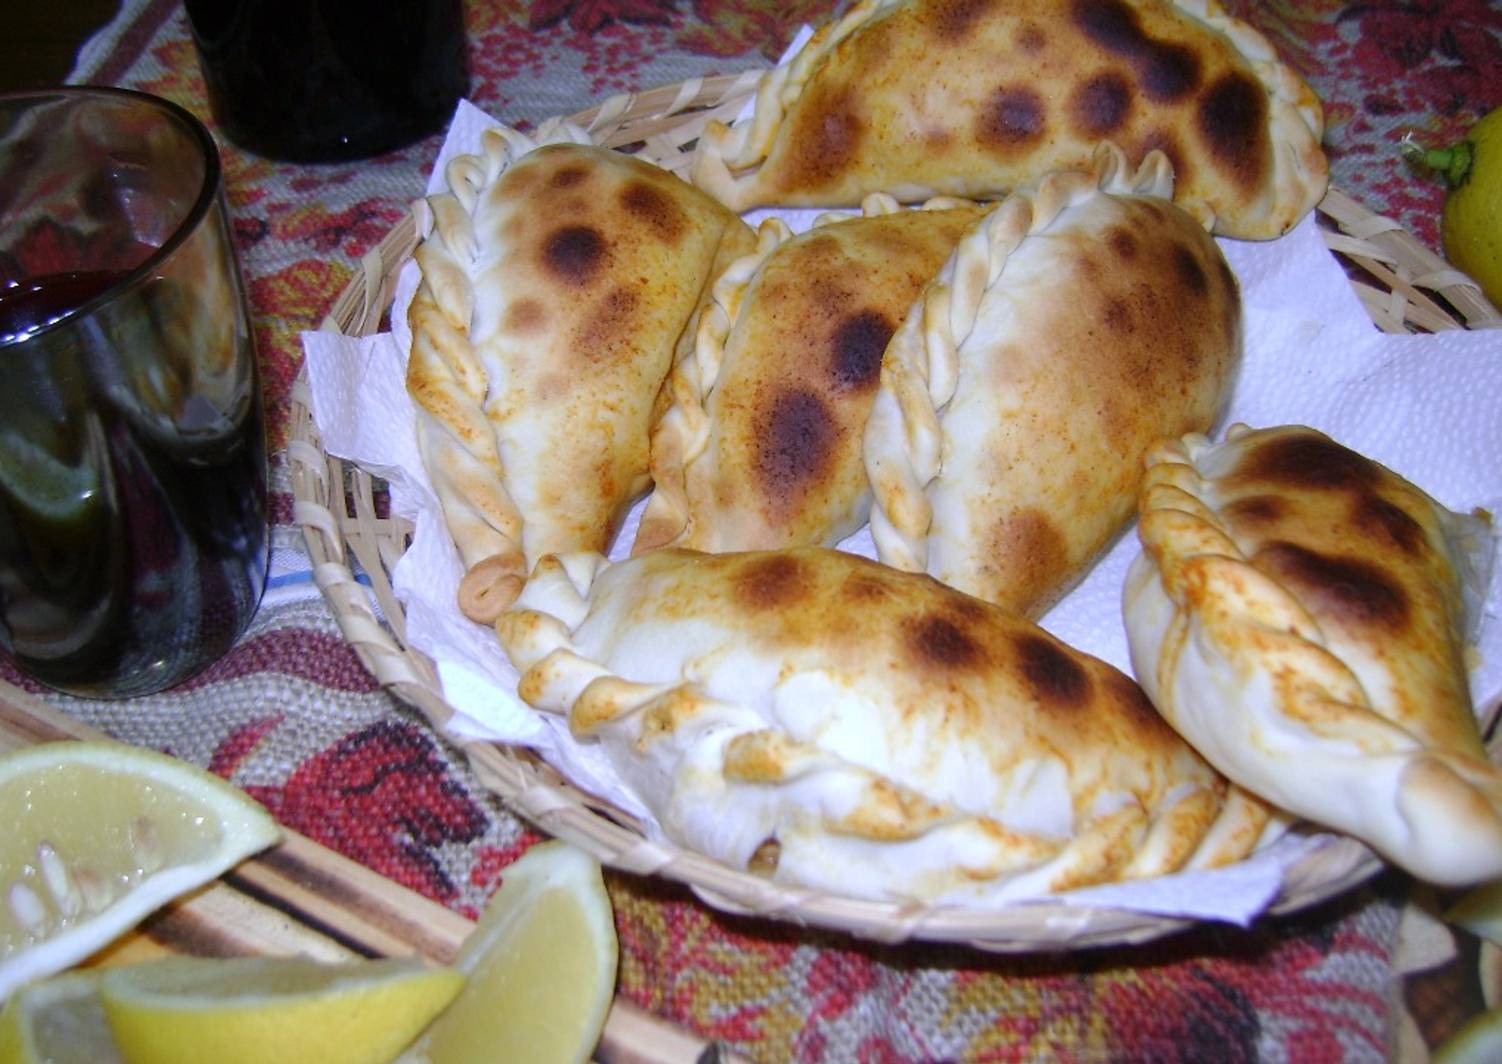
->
[0,741,281,1002]
[98,954,462,1064]
[0,969,121,1064]
[400,840,618,1064]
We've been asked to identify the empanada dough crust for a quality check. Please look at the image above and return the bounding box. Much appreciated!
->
[406,126,753,621]
[498,546,1280,903]
[865,146,1241,617]
[1124,423,1502,886]
[691,0,1326,239]
[634,195,987,555]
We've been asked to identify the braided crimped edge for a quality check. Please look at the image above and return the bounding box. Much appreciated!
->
[495,549,1278,903]
[688,0,1328,236]
[407,121,602,623]
[690,0,895,175]
[633,192,973,554]
[865,142,1173,575]
[1129,425,1502,884]
[295,69,1502,950]
[629,217,792,554]
[1162,0,1328,235]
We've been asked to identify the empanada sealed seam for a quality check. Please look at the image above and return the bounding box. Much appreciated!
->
[1123,423,1502,887]
[864,143,1241,617]
[497,546,1282,905]
[405,123,752,622]
[689,0,1327,239]
[634,193,985,556]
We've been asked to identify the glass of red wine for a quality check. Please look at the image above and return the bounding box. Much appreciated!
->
[184,0,469,164]
[0,87,269,698]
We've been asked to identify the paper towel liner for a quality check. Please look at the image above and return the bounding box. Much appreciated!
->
[301,94,1502,926]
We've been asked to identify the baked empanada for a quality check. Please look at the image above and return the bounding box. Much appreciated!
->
[633,195,987,555]
[496,546,1281,903]
[865,146,1240,618]
[1124,423,1502,886]
[406,126,754,621]
[691,0,1326,239]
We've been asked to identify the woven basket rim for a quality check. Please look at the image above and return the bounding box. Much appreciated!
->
[292,71,1499,953]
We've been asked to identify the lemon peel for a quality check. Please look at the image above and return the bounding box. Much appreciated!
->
[99,954,462,1064]
[400,840,618,1064]
[1405,106,1502,308]
[0,969,120,1064]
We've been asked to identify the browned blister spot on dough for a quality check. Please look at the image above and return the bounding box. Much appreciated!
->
[754,388,838,507]
[787,87,865,186]
[547,164,590,189]
[1070,0,1200,101]
[1353,493,1426,556]
[905,613,985,670]
[1224,494,1287,527]
[1071,72,1132,138]
[574,285,642,359]
[930,0,997,40]
[1140,42,1200,102]
[841,570,894,604]
[1015,24,1047,53]
[829,309,894,393]
[1071,0,1143,53]
[1106,225,1139,260]
[1257,541,1410,630]
[988,508,1068,611]
[1173,244,1209,297]
[1197,72,1270,192]
[542,225,607,286]
[1101,295,1133,334]
[1014,632,1091,707]
[620,180,686,243]
[504,298,547,334]
[1237,433,1380,492]
[733,552,809,610]
[946,592,990,625]
[976,86,1047,151]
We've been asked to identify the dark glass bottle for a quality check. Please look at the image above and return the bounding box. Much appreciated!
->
[184,0,469,163]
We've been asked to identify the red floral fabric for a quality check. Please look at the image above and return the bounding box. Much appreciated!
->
[15,0,1497,1060]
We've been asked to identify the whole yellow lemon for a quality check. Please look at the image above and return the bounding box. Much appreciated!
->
[1409,106,1502,310]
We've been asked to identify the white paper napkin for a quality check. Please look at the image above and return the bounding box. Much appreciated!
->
[301,98,1502,926]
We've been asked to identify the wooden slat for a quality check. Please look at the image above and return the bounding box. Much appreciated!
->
[0,679,732,1064]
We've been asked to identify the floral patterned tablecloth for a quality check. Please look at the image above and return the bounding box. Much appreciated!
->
[16,0,1499,1059]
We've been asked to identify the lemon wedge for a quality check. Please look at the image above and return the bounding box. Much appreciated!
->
[400,840,618,1064]
[0,969,120,1064]
[0,741,281,1002]
[97,954,462,1064]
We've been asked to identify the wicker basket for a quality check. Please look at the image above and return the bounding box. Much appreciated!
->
[289,72,1502,953]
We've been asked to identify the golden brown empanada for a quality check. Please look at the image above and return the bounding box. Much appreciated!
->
[632,195,988,555]
[864,145,1240,618]
[496,546,1281,904]
[406,126,754,622]
[1124,423,1502,887]
[691,0,1326,239]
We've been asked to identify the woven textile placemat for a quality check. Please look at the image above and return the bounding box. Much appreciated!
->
[16,0,1497,1059]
